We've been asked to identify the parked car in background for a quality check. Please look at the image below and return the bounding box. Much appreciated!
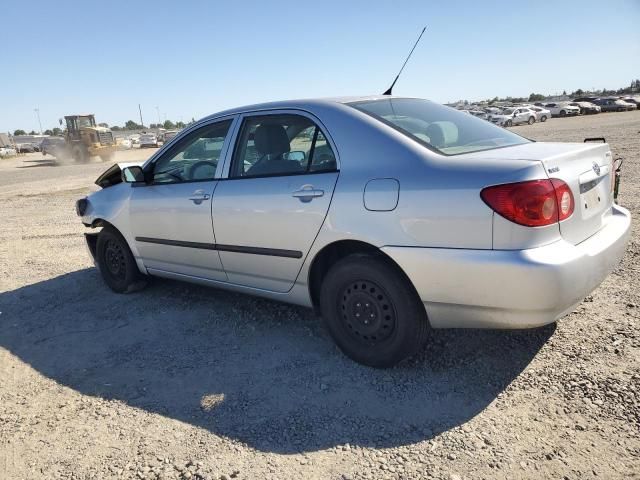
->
[75,96,631,367]
[163,130,179,142]
[621,96,640,108]
[17,143,36,153]
[139,133,159,148]
[484,107,503,117]
[128,134,141,147]
[544,102,580,117]
[593,98,636,112]
[40,137,66,156]
[116,137,132,149]
[572,96,599,103]
[568,101,601,115]
[0,146,17,157]
[530,106,551,122]
[489,107,537,126]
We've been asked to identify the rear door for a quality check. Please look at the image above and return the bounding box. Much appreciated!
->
[129,118,236,280]
[212,111,339,292]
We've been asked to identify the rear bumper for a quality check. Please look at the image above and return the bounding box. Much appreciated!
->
[382,205,631,329]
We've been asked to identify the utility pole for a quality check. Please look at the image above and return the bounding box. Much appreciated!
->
[155,106,161,126]
[34,108,42,134]
[138,104,144,128]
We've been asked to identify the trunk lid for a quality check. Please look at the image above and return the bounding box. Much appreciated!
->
[462,142,614,245]
[538,142,613,245]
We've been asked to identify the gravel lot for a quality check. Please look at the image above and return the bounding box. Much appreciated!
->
[1,112,638,480]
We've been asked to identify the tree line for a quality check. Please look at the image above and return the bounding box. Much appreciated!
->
[12,119,193,136]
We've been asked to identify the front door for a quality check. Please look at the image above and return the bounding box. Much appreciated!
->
[212,112,339,292]
[129,118,235,280]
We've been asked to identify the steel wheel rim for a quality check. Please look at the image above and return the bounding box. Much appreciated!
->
[104,239,126,280]
[339,280,397,345]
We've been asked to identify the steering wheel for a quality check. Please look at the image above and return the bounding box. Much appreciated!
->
[188,161,217,180]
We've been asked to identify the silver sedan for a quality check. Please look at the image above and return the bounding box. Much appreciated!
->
[76,96,631,367]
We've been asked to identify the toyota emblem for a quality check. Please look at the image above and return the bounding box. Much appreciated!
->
[592,162,601,176]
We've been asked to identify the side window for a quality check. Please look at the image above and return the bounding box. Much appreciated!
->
[152,120,231,184]
[231,114,337,178]
[310,129,337,172]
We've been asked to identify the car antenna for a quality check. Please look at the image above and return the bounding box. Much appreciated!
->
[383,26,427,96]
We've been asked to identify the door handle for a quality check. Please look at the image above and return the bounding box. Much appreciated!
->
[188,190,210,204]
[292,185,324,202]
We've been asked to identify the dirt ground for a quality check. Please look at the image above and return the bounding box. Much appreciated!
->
[1,111,638,480]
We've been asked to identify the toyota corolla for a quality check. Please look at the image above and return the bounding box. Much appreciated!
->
[76,96,631,367]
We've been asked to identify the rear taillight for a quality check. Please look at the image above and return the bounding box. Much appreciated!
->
[481,179,574,227]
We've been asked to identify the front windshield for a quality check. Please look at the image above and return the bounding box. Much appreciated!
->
[350,98,529,155]
[77,117,94,128]
[502,108,515,115]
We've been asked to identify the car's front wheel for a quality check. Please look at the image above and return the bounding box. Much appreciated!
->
[319,254,429,368]
[540,115,547,122]
[505,119,513,127]
[560,110,566,117]
[96,226,146,293]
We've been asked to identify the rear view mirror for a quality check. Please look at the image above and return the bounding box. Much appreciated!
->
[283,151,305,162]
[122,166,145,183]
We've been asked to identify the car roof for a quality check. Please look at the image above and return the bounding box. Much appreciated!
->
[199,95,418,121]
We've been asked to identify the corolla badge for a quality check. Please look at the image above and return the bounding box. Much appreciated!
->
[592,162,601,176]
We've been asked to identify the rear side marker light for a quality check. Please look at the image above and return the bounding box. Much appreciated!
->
[481,179,574,227]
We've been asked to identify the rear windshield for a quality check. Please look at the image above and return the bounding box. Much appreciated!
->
[349,98,529,155]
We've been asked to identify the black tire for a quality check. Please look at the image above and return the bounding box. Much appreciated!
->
[527,116,535,125]
[505,119,513,127]
[559,110,566,117]
[319,254,429,368]
[96,226,146,293]
[540,115,547,122]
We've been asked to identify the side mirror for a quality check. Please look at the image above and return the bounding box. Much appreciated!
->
[122,166,145,183]
[512,112,517,117]
[283,151,305,162]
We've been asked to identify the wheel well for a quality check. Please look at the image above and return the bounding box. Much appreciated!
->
[91,218,111,229]
[308,240,415,311]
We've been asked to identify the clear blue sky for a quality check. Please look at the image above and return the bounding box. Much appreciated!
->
[1,0,638,133]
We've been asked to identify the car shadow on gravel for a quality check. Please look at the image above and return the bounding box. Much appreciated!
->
[0,268,555,453]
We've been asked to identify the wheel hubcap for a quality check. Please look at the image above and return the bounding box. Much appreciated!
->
[340,280,396,344]
[104,240,126,279]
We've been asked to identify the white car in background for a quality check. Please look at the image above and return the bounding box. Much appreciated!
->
[128,134,141,148]
[0,145,17,157]
[463,110,489,120]
[545,102,580,117]
[139,133,159,148]
[117,138,132,150]
[530,106,551,122]
[489,107,537,127]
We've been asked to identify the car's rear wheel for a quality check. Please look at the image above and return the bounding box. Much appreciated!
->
[505,119,513,127]
[560,110,566,117]
[96,226,146,293]
[527,116,535,125]
[540,115,547,122]
[319,254,429,368]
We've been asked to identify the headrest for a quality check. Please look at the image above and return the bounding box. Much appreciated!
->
[254,124,291,156]
[426,121,458,148]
